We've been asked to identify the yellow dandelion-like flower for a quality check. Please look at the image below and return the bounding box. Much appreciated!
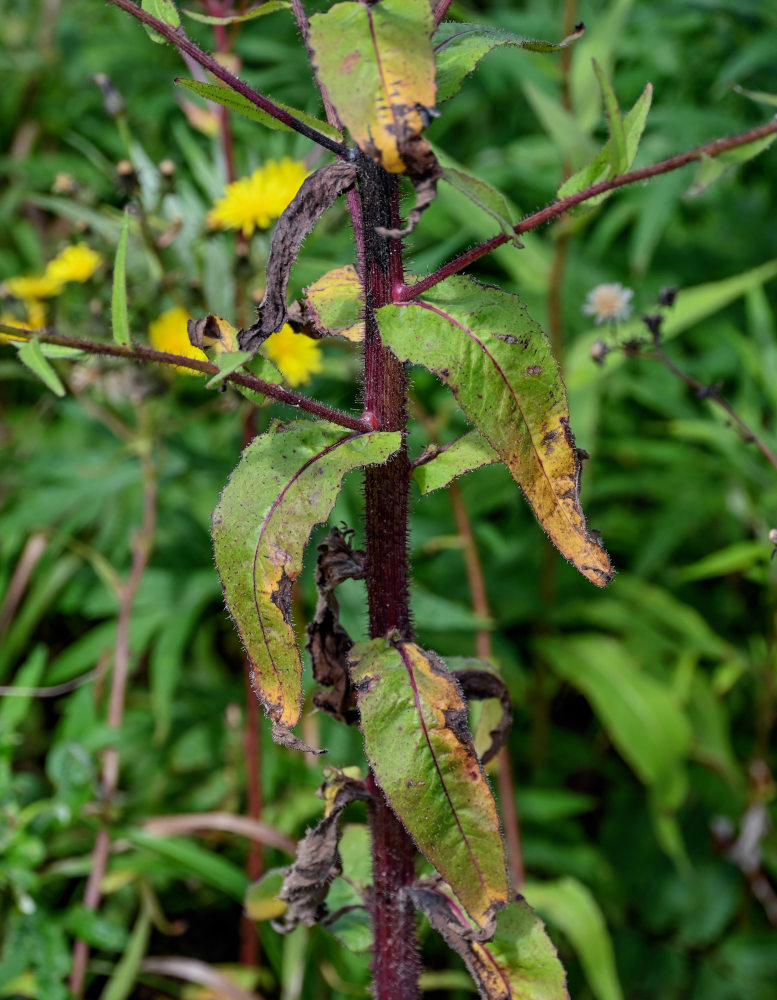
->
[0,311,33,344]
[45,243,102,285]
[148,306,208,375]
[207,158,309,238]
[3,273,63,300]
[263,324,322,386]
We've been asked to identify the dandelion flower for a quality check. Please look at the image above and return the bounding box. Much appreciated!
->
[0,311,32,344]
[582,282,634,325]
[3,273,63,300]
[207,158,308,238]
[46,243,102,284]
[263,324,322,386]
[149,306,208,375]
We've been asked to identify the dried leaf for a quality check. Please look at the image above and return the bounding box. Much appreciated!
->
[308,0,437,175]
[239,162,357,351]
[377,276,613,587]
[348,637,508,929]
[411,884,569,1000]
[452,664,512,766]
[304,265,365,342]
[211,421,401,738]
[306,526,366,724]
[273,768,370,932]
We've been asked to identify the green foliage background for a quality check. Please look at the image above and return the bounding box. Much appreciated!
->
[1,0,777,997]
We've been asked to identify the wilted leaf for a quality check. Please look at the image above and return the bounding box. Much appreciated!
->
[272,768,370,932]
[434,22,585,104]
[175,78,343,143]
[348,637,508,928]
[523,878,622,1000]
[413,430,499,495]
[306,526,365,723]
[540,635,691,791]
[557,81,652,213]
[212,422,401,734]
[304,266,364,342]
[411,884,568,1000]
[378,276,612,586]
[308,0,437,175]
[451,664,512,765]
[239,162,357,350]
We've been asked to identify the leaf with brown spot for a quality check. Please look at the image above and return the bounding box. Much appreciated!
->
[308,0,437,176]
[348,637,508,929]
[377,276,613,587]
[410,883,569,1000]
[239,162,357,351]
[450,661,512,765]
[212,422,401,740]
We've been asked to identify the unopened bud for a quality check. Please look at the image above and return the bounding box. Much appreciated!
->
[93,73,125,117]
[590,339,610,365]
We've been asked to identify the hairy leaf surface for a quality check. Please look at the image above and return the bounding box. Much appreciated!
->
[434,22,584,104]
[348,638,508,928]
[212,423,400,732]
[411,886,568,1000]
[308,0,437,175]
[413,430,499,495]
[378,277,612,586]
[304,266,365,342]
[441,165,521,246]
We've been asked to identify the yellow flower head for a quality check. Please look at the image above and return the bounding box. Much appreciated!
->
[46,243,102,285]
[0,311,32,344]
[149,306,208,375]
[4,273,63,300]
[207,158,309,238]
[263,324,322,386]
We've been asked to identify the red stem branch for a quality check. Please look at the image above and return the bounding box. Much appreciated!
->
[396,118,777,302]
[106,0,348,158]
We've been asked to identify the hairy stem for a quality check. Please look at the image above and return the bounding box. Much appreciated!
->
[397,118,777,302]
[1,326,372,433]
[106,0,348,157]
[356,153,420,1000]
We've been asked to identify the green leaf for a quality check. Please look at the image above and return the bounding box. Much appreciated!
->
[348,637,508,928]
[308,0,436,173]
[0,645,47,733]
[441,165,521,246]
[205,350,253,389]
[592,60,627,173]
[434,22,584,104]
[557,81,652,212]
[304,265,364,341]
[174,79,343,143]
[127,830,249,900]
[378,276,612,587]
[540,635,691,790]
[413,886,568,1000]
[98,907,151,1000]
[63,907,128,953]
[181,0,289,25]
[685,132,777,197]
[141,0,180,44]
[413,430,499,495]
[111,208,131,347]
[212,422,401,731]
[18,339,66,397]
[523,877,622,1000]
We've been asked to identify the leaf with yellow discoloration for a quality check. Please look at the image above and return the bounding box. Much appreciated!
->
[348,638,508,929]
[305,266,365,342]
[212,422,401,739]
[308,0,437,176]
[377,276,612,587]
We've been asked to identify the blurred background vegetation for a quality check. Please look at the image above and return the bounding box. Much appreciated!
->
[1,0,777,997]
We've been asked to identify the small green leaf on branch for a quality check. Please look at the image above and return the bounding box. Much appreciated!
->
[412,430,499,495]
[141,0,181,43]
[111,207,131,347]
[18,338,66,397]
[181,1,289,26]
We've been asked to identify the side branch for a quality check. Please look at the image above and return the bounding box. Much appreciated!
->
[396,118,777,301]
[106,0,349,159]
[1,326,372,433]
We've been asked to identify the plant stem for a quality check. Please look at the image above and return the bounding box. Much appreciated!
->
[397,118,777,302]
[356,152,420,999]
[1,326,372,433]
[106,0,348,158]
